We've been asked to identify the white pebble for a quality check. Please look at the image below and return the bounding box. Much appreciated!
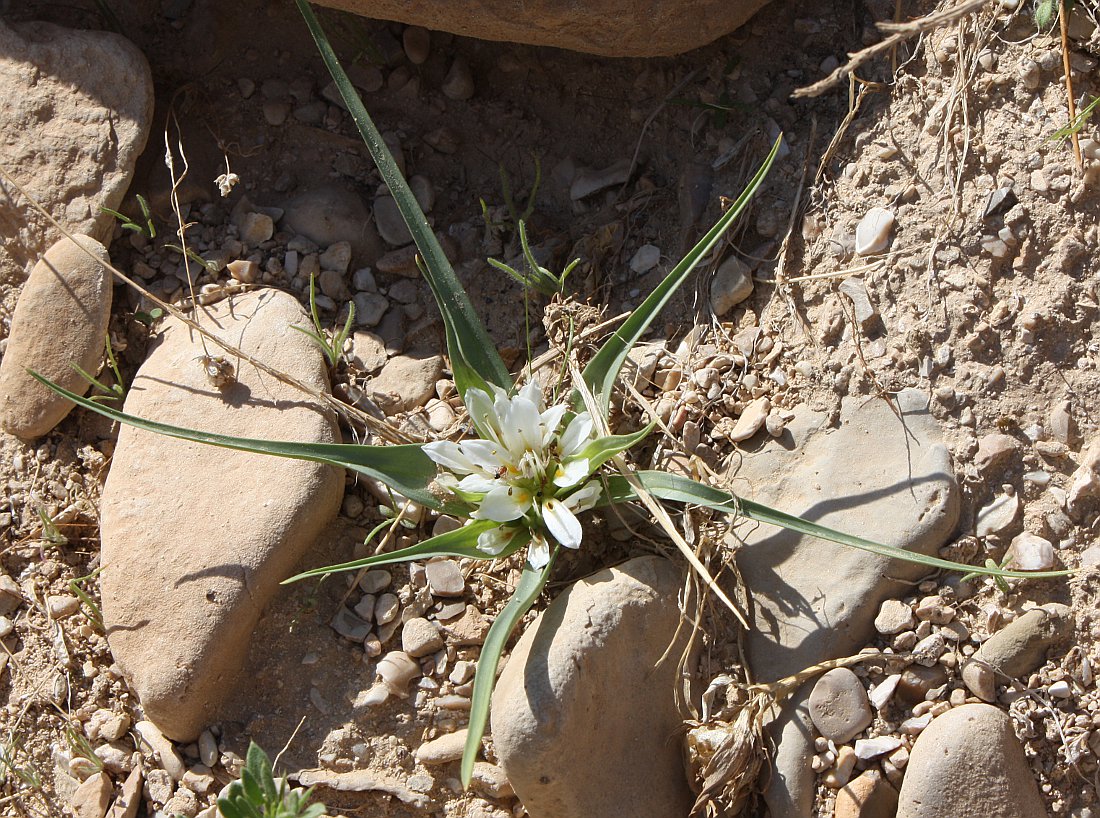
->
[854,207,895,255]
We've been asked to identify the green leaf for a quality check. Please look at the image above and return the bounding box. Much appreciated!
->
[462,551,553,788]
[296,0,511,400]
[30,371,452,513]
[283,520,508,583]
[245,743,278,805]
[215,795,248,818]
[567,422,655,474]
[578,134,782,417]
[600,470,1074,581]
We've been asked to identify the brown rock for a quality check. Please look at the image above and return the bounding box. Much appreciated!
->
[834,770,898,818]
[71,771,112,818]
[99,289,343,740]
[369,353,444,413]
[309,0,772,57]
[0,236,111,438]
[0,20,151,294]
[897,704,1046,817]
[491,555,693,818]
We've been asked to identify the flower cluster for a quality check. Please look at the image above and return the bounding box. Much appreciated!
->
[424,382,601,568]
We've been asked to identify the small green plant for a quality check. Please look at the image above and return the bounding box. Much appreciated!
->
[0,735,43,792]
[290,274,356,368]
[72,333,126,404]
[1049,94,1100,143]
[102,194,155,239]
[480,153,542,236]
[164,243,219,275]
[218,742,325,818]
[487,220,579,297]
[69,566,105,633]
[134,306,165,327]
[36,507,67,547]
[63,724,105,773]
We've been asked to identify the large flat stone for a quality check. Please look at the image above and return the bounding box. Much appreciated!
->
[310,0,772,57]
[0,235,111,438]
[732,389,959,818]
[99,289,344,740]
[491,555,694,818]
[0,20,152,297]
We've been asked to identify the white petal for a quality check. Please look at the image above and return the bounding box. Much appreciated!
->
[559,412,594,456]
[542,498,583,549]
[465,388,503,443]
[458,439,509,473]
[562,481,602,513]
[553,458,590,488]
[422,440,477,474]
[473,485,533,522]
[538,403,568,447]
[457,473,497,495]
[519,380,545,410]
[527,534,551,569]
[509,395,544,452]
[477,526,515,556]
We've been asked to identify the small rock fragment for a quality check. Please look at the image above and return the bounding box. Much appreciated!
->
[370,354,445,413]
[710,256,754,315]
[838,277,877,329]
[425,560,465,597]
[402,617,444,657]
[971,603,1070,680]
[71,771,112,818]
[834,770,898,818]
[728,397,771,442]
[402,26,430,64]
[854,208,895,255]
[808,668,873,744]
[629,244,660,274]
[1006,532,1055,571]
[974,433,1018,473]
[874,599,915,635]
[976,492,1019,537]
[415,729,467,764]
[570,160,631,200]
[135,721,186,781]
[441,58,475,100]
[373,196,412,246]
[47,595,80,619]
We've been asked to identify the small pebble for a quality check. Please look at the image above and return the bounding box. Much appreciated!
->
[1007,532,1055,571]
[425,559,465,597]
[402,26,431,64]
[402,617,445,657]
[415,729,467,764]
[359,569,392,594]
[47,595,80,619]
[854,207,895,255]
[875,599,915,635]
[808,668,873,743]
[442,58,475,100]
[629,244,661,274]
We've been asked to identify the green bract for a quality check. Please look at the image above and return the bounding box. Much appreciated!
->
[34,0,1073,793]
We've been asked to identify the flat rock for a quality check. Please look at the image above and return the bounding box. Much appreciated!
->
[807,668,872,744]
[311,0,772,57]
[491,555,693,818]
[369,354,444,414]
[897,704,1046,817]
[99,289,343,740]
[834,770,898,818]
[71,771,112,818]
[281,184,382,267]
[0,235,111,438]
[710,256,754,316]
[733,389,959,818]
[971,603,1071,680]
[0,20,152,303]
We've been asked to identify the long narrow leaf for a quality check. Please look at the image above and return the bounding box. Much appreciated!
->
[296,0,511,399]
[579,135,782,416]
[569,422,655,473]
[31,372,454,513]
[461,553,554,788]
[284,520,505,583]
[600,471,1073,580]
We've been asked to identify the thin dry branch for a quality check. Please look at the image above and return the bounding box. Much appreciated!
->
[793,0,993,98]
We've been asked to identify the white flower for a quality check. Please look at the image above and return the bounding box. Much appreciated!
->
[424,382,601,567]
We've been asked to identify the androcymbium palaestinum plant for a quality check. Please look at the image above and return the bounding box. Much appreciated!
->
[37,0,1070,787]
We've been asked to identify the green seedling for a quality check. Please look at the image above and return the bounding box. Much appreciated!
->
[63,724,105,773]
[36,507,67,547]
[134,307,165,327]
[962,553,1014,595]
[290,274,356,368]
[217,742,325,818]
[102,194,155,239]
[72,334,125,404]
[35,0,1074,792]
[164,243,219,275]
[0,736,43,792]
[68,566,105,633]
[480,154,542,236]
[487,220,580,297]
[1049,94,1100,143]
[1034,0,1072,29]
